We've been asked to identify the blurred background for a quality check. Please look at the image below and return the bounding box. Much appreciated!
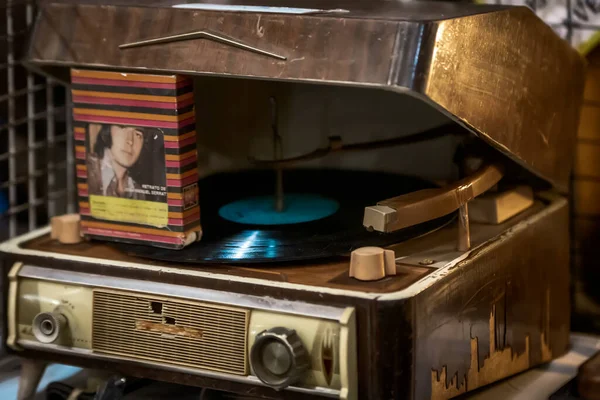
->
[0,0,74,243]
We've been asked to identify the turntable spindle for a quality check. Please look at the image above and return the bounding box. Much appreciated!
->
[270,97,284,212]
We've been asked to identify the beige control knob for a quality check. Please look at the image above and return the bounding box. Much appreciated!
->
[349,246,396,281]
[51,214,82,244]
[32,312,68,344]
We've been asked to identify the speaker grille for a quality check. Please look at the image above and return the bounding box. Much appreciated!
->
[92,290,249,375]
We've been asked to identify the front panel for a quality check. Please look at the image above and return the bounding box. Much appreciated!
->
[92,290,248,376]
[7,264,357,399]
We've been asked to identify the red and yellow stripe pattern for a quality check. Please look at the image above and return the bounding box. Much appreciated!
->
[72,68,201,249]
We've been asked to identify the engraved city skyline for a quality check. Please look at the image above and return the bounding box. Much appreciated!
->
[431,290,552,400]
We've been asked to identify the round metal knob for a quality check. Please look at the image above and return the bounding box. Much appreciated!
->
[250,327,309,390]
[32,312,67,344]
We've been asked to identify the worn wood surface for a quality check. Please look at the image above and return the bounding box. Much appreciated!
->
[18,233,436,294]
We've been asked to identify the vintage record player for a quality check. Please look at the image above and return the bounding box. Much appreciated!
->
[0,1,585,399]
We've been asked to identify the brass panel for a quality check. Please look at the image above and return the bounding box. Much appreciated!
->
[92,290,249,375]
[425,7,585,192]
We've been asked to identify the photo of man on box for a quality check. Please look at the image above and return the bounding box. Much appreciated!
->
[86,123,166,202]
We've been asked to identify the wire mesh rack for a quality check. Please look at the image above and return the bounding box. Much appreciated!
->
[0,0,75,241]
[0,0,595,241]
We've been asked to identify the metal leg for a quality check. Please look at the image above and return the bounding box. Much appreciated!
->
[17,358,47,400]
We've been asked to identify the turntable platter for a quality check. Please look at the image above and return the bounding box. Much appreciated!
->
[116,169,454,264]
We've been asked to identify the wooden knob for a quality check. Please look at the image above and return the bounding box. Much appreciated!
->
[50,214,82,244]
[349,247,396,281]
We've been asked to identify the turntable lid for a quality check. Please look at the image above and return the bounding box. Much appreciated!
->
[26,0,585,191]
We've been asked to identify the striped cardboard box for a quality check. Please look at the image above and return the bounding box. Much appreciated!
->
[72,69,201,249]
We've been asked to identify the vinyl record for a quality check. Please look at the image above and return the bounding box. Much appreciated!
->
[117,169,454,264]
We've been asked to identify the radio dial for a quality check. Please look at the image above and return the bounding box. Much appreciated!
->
[250,327,309,390]
[32,312,68,344]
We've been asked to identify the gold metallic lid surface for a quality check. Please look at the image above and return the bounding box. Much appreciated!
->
[26,0,585,191]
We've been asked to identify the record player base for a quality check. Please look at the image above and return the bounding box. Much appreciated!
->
[0,196,570,400]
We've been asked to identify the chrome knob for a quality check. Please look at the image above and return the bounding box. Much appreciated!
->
[250,327,309,390]
[32,312,67,344]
